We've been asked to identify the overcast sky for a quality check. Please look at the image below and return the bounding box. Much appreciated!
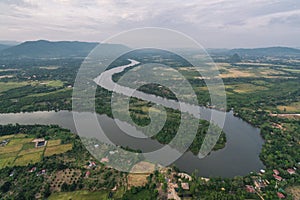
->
[0,0,299,48]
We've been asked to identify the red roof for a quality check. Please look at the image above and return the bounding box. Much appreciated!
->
[277,192,285,199]
[273,174,282,181]
[85,171,91,177]
[287,168,295,175]
[245,185,255,193]
[273,169,279,175]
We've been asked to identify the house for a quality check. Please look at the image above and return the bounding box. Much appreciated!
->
[85,171,91,177]
[260,169,265,173]
[101,157,109,163]
[287,168,296,175]
[245,185,255,193]
[277,192,285,199]
[88,161,97,168]
[32,138,47,148]
[0,139,9,146]
[178,173,192,181]
[273,169,280,175]
[29,167,37,173]
[181,182,189,190]
[273,174,283,181]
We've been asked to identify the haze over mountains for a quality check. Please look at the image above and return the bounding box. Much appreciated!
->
[0,40,300,59]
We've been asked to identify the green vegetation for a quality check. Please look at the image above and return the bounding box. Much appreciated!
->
[0,49,299,199]
[48,190,111,200]
[0,124,124,199]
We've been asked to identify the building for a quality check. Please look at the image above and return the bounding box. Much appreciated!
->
[277,192,285,199]
[273,174,283,181]
[273,169,280,175]
[181,182,189,190]
[287,168,296,175]
[32,138,47,148]
[178,173,192,181]
[0,139,9,146]
[245,185,255,193]
[100,157,109,163]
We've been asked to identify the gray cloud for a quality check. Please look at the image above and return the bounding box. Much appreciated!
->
[0,0,299,48]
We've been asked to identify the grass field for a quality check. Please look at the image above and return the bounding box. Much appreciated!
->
[39,80,64,87]
[277,101,300,113]
[6,138,33,146]
[47,139,61,147]
[0,135,73,169]
[127,174,149,188]
[27,88,71,97]
[0,144,23,154]
[0,157,15,168]
[0,81,29,93]
[227,83,268,93]
[14,151,43,166]
[18,146,45,156]
[39,66,60,70]
[130,161,155,173]
[48,190,110,200]
[286,186,300,200]
[44,143,72,157]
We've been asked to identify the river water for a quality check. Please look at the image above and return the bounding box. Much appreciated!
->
[0,60,265,177]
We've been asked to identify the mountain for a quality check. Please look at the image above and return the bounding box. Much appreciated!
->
[0,40,102,59]
[229,47,300,57]
[0,40,20,46]
[0,44,11,51]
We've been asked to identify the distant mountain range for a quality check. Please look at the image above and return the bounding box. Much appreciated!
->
[0,40,130,59]
[209,46,300,57]
[0,40,100,59]
[229,47,300,57]
[0,44,11,52]
[0,40,299,59]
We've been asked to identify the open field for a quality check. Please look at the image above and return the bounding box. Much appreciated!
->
[18,146,45,155]
[0,135,73,169]
[0,144,23,154]
[39,66,60,70]
[0,157,15,168]
[277,101,300,113]
[39,80,64,87]
[47,139,61,147]
[48,190,110,200]
[127,174,149,188]
[286,186,300,200]
[127,162,154,188]
[130,161,156,173]
[227,83,268,93]
[14,151,43,166]
[44,143,73,157]
[0,81,29,93]
[27,87,71,98]
[6,138,33,146]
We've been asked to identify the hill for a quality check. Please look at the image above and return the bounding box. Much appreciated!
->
[0,44,11,51]
[230,46,300,57]
[0,40,100,59]
[0,40,130,59]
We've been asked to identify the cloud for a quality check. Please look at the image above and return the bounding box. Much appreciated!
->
[0,0,299,47]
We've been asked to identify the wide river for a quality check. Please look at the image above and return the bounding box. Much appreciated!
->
[0,60,265,178]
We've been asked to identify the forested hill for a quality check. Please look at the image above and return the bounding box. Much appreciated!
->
[230,46,300,57]
[0,40,130,59]
[208,46,300,58]
[0,44,11,51]
[0,40,99,59]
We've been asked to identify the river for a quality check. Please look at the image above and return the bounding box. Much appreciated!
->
[0,60,265,177]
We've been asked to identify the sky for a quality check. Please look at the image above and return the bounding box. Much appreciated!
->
[0,0,299,48]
